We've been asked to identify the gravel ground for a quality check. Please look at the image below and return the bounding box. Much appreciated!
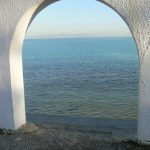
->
[0,123,150,150]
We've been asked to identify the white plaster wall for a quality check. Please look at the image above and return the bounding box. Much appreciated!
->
[0,0,149,144]
[0,0,37,129]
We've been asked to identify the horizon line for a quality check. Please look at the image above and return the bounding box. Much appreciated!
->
[25,35,132,40]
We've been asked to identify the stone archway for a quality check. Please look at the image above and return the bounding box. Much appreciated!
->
[0,0,149,144]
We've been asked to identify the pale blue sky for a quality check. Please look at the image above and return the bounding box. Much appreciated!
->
[26,0,131,38]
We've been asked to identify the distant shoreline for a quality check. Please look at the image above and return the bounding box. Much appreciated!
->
[25,36,132,40]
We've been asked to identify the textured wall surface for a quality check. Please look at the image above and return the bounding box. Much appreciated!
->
[0,0,150,143]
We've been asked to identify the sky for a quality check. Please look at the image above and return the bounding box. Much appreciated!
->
[26,0,132,38]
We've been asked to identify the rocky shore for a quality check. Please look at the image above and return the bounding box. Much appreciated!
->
[0,122,150,150]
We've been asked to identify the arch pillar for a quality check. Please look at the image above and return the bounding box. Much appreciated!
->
[0,0,149,144]
[138,50,150,143]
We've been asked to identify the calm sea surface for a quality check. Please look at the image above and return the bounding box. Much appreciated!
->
[23,37,138,120]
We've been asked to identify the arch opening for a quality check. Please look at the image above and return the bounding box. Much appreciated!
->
[22,0,139,121]
[8,0,142,139]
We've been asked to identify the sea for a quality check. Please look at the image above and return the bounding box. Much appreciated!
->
[23,37,139,121]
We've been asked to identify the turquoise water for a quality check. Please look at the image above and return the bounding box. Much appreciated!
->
[23,37,138,120]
